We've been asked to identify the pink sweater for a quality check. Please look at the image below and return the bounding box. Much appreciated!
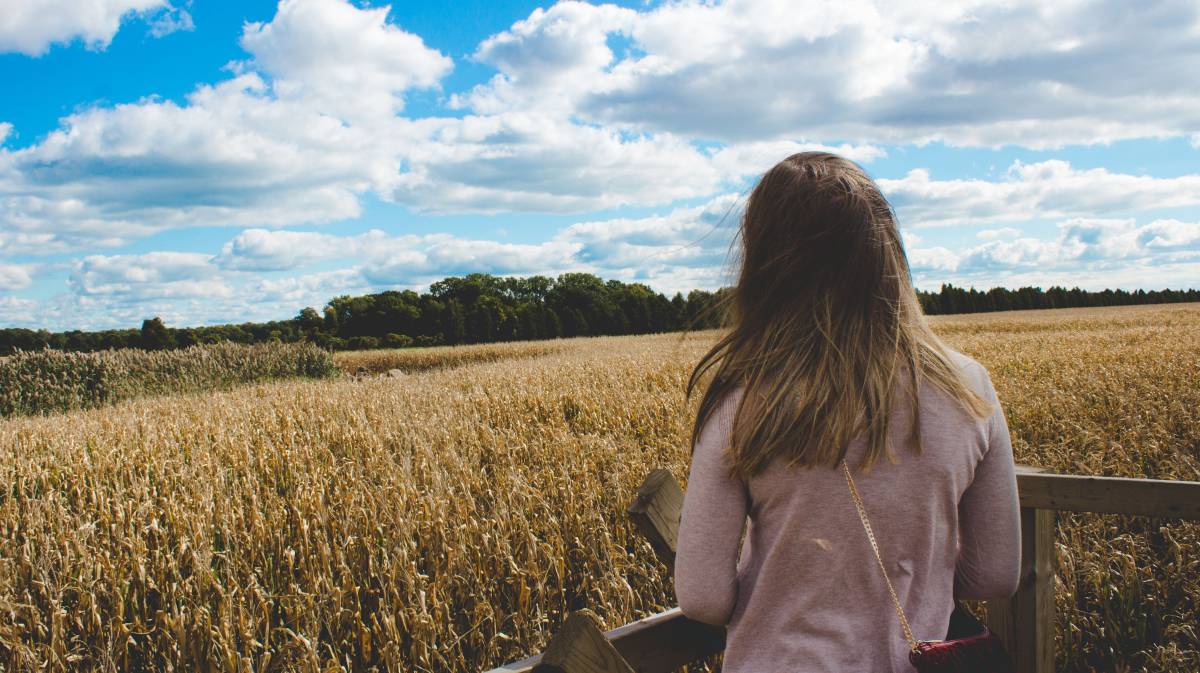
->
[675,350,1021,673]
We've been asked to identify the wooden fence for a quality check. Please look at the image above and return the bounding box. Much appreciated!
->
[486,465,1200,673]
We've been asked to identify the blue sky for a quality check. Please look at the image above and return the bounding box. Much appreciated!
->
[2,0,1198,331]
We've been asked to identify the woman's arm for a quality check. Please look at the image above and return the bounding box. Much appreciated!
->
[954,369,1022,599]
[675,391,750,625]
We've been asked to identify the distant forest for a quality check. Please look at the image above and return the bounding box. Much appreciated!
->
[3,272,1198,355]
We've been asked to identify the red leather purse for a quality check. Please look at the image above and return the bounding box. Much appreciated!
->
[841,461,1014,673]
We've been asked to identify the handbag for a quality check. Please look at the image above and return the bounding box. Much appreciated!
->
[841,460,1014,673]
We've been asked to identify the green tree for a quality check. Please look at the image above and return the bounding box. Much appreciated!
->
[140,317,174,350]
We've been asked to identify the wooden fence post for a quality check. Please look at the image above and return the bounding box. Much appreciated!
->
[984,507,1055,673]
[627,468,684,568]
[532,610,636,673]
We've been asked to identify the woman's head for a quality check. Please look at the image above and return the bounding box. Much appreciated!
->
[688,152,993,478]
[736,152,909,328]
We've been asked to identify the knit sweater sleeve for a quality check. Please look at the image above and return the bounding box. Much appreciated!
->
[954,366,1022,599]
[675,391,750,625]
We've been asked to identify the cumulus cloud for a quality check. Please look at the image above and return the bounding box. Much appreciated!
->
[463,0,1200,148]
[390,112,724,213]
[360,234,581,285]
[0,0,179,56]
[0,0,453,253]
[216,228,345,271]
[708,141,887,181]
[0,73,376,252]
[559,193,741,272]
[69,251,230,299]
[216,193,743,294]
[453,1,637,115]
[0,263,35,290]
[1,0,804,254]
[214,227,583,284]
[248,267,369,307]
[213,193,744,294]
[881,160,1200,228]
[240,0,452,122]
[907,217,1200,276]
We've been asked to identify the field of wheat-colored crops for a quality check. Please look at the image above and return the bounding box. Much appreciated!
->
[333,341,570,376]
[1,303,1197,672]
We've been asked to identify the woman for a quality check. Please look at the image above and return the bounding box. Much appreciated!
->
[675,152,1021,672]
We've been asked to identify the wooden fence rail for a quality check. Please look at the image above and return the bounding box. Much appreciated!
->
[487,465,1200,673]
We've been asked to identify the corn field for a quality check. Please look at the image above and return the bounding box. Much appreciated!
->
[333,341,569,376]
[0,342,338,418]
[0,303,1197,672]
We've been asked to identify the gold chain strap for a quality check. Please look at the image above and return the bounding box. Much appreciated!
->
[841,460,920,653]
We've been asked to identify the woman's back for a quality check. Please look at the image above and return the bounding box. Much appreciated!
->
[676,349,1021,673]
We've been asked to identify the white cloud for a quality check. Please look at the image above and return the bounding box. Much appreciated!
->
[977,227,1022,239]
[240,0,452,123]
[146,4,193,38]
[69,251,231,299]
[389,112,723,213]
[464,0,1200,148]
[453,1,636,115]
[249,267,369,306]
[558,193,741,274]
[217,228,345,271]
[0,0,171,56]
[0,0,445,252]
[908,217,1200,276]
[707,141,887,182]
[0,0,785,254]
[1134,218,1200,249]
[210,193,745,300]
[0,87,373,249]
[881,160,1200,228]
[0,263,35,290]
[215,227,584,282]
[360,234,581,285]
[954,236,1064,271]
[907,245,961,273]
[0,295,41,328]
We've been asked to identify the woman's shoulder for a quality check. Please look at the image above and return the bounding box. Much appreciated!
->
[923,348,999,420]
[941,348,993,391]
[942,346,982,372]
[701,386,747,439]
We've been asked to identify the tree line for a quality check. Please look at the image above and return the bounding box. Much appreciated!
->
[2,274,1197,355]
[917,283,1199,315]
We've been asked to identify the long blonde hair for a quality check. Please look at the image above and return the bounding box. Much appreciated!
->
[687,152,994,479]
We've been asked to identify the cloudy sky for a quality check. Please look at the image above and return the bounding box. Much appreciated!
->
[2,0,1198,331]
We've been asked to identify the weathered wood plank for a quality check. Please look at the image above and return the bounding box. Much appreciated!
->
[1016,469,1200,519]
[987,508,1055,673]
[533,610,636,673]
[627,468,684,568]
[601,607,724,672]
[483,608,724,673]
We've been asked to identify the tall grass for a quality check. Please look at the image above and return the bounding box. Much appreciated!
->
[0,341,338,418]
[0,305,1196,672]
